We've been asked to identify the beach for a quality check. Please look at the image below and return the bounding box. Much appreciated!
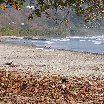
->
[0,43,104,103]
[0,43,104,78]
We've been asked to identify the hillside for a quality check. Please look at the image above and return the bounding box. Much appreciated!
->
[0,3,104,37]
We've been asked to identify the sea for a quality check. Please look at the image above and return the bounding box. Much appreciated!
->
[1,35,104,54]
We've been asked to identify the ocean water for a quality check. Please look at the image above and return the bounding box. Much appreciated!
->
[1,35,104,54]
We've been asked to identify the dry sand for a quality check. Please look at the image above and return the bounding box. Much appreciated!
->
[0,43,104,78]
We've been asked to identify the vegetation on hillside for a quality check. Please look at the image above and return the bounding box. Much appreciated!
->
[0,26,19,36]
[0,0,104,36]
[0,26,68,37]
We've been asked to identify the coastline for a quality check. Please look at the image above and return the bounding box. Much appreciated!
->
[1,35,104,55]
[0,42,104,78]
[0,35,104,55]
[0,42,104,103]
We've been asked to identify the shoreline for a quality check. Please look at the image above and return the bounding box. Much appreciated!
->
[0,37,104,56]
[0,42,104,103]
[0,42,104,78]
[0,35,104,55]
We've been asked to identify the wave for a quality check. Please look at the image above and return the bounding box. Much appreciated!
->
[51,38,70,42]
[51,39,61,42]
[44,41,53,44]
[69,35,104,40]
[92,40,103,45]
[59,38,70,41]
[79,40,86,42]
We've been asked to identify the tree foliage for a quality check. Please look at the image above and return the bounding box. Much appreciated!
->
[0,0,104,23]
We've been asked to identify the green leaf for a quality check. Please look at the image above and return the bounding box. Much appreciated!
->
[35,9,41,17]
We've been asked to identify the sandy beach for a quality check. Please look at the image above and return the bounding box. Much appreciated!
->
[0,42,104,103]
[0,43,104,78]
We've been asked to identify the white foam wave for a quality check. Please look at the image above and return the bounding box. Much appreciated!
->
[79,40,86,42]
[70,36,83,39]
[51,39,60,41]
[51,38,70,42]
[92,40,102,45]
[31,40,38,42]
[70,35,104,40]
[44,41,53,44]
[59,38,70,41]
